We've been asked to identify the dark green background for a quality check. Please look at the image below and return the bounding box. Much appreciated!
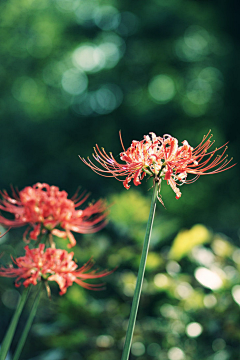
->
[0,0,239,359]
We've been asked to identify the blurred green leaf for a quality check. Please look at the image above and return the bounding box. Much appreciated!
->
[169,224,211,261]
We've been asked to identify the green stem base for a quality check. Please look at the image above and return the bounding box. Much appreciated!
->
[12,283,42,360]
[121,183,158,360]
[0,286,31,360]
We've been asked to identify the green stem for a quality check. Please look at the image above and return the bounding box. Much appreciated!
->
[12,283,43,360]
[121,182,158,360]
[0,286,31,360]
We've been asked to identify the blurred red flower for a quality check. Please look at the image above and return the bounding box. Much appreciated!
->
[0,244,113,295]
[80,131,235,202]
[0,183,108,247]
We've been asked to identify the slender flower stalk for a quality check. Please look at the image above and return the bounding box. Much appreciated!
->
[0,286,31,360]
[12,283,43,360]
[0,183,108,248]
[121,182,158,360]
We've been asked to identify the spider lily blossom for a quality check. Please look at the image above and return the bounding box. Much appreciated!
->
[80,131,235,202]
[0,245,113,295]
[0,183,108,248]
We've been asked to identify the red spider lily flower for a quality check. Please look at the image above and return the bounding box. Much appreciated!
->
[80,131,235,202]
[0,183,108,248]
[0,244,113,295]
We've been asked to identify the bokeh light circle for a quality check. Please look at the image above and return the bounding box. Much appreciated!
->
[148,75,176,103]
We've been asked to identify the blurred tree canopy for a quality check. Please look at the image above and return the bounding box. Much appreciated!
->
[0,0,239,359]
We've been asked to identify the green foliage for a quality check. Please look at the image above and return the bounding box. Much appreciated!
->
[110,190,151,227]
[0,0,239,359]
[169,224,211,261]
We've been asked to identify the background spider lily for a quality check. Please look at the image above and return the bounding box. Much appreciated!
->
[0,183,108,248]
[0,244,113,295]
